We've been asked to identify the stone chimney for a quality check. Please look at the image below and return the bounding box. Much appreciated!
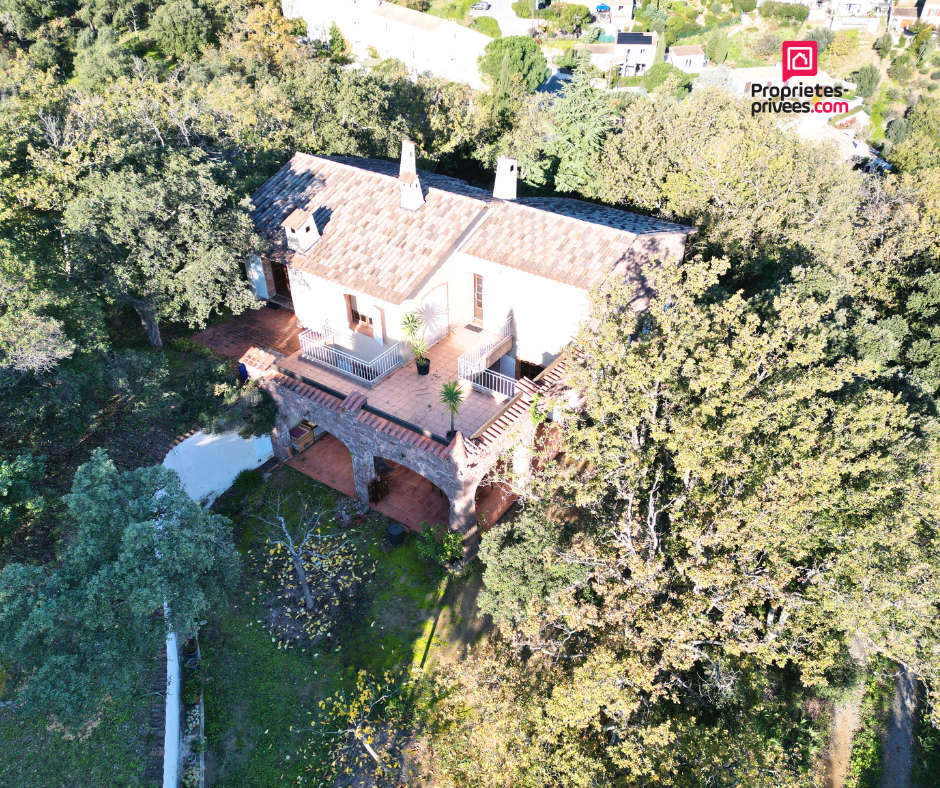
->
[493,156,518,200]
[282,208,320,253]
[399,138,424,211]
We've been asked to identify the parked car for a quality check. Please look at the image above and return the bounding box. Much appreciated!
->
[470,1,492,10]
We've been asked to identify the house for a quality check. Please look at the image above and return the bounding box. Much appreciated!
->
[609,0,635,27]
[725,63,840,97]
[615,31,659,76]
[281,0,490,89]
[235,141,691,540]
[665,44,706,72]
[920,0,940,21]
[888,3,919,30]
[830,0,884,30]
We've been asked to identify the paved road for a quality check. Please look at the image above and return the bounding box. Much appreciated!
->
[471,0,539,37]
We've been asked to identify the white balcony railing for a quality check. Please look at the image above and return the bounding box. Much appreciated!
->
[299,329,402,386]
[457,318,517,399]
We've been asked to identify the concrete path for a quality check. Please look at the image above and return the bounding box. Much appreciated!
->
[880,667,916,788]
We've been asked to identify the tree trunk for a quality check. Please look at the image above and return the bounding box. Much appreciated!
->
[129,298,162,348]
[291,552,316,610]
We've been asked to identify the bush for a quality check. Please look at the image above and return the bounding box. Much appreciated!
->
[471,16,501,38]
[705,29,729,63]
[644,62,692,94]
[888,60,913,82]
[416,522,464,564]
[151,0,212,60]
[886,116,912,143]
[829,30,858,58]
[852,64,880,97]
[807,28,835,54]
[752,33,782,58]
[758,1,808,21]
[512,0,535,17]
[733,0,757,12]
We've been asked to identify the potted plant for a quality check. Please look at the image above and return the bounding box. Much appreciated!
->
[440,380,465,440]
[401,311,430,375]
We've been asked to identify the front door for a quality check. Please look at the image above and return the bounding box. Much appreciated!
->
[473,274,484,325]
[271,261,291,300]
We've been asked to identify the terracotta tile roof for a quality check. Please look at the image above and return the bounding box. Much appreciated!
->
[668,44,704,56]
[251,154,488,305]
[251,154,692,302]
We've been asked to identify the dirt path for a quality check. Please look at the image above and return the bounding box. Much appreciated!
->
[880,667,916,788]
[826,683,866,788]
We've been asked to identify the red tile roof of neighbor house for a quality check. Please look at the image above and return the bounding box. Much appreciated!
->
[668,45,704,56]
[251,153,691,305]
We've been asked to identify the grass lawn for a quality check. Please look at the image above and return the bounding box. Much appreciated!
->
[203,466,463,785]
[0,690,151,786]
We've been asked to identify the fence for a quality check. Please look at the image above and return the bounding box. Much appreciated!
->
[456,319,517,399]
[299,329,402,386]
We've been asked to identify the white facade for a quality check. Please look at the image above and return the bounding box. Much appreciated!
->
[666,47,707,72]
[281,0,490,88]
[615,32,659,76]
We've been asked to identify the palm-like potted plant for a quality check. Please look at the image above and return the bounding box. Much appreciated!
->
[440,380,465,440]
[401,311,430,375]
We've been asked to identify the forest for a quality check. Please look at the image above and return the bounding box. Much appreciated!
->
[0,0,938,784]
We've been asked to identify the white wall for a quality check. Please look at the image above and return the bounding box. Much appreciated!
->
[246,255,270,300]
[448,253,590,365]
[163,431,273,503]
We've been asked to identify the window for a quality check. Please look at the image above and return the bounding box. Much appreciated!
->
[473,274,484,323]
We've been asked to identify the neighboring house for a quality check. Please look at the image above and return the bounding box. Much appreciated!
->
[830,0,884,29]
[239,141,691,539]
[725,63,840,96]
[920,0,940,20]
[615,31,659,76]
[665,44,706,72]
[281,0,490,89]
[888,3,919,30]
[609,0,635,27]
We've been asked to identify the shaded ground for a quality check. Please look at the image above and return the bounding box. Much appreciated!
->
[827,684,865,788]
[881,668,916,788]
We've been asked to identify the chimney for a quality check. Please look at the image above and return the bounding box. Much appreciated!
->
[281,208,320,253]
[399,138,424,211]
[493,156,518,200]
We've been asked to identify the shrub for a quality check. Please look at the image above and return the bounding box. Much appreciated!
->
[807,28,835,54]
[512,0,535,17]
[852,64,880,97]
[752,33,782,58]
[733,0,756,12]
[182,676,202,706]
[417,522,464,564]
[828,30,858,57]
[758,1,808,21]
[471,16,501,38]
[874,33,892,60]
[705,29,729,64]
[644,62,692,94]
[885,116,911,143]
[888,60,913,82]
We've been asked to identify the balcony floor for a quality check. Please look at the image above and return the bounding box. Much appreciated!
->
[280,326,508,439]
[194,311,512,440]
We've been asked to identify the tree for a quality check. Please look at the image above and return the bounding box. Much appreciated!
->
[479,35,549,93]
[704,29,729,64]
[328,22,349,63]
[852,63,880,97]
[63,149,262,346]
[874,32,892,60]
[543,65,612,193]
[886,116,911,144]
[150,0,212,61]
[0,449,239,723]
[440,380,464,435]
[0,453,45,550]
[253,493,348,611]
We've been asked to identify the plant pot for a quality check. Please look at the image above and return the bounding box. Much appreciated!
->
[416,358,430,375]
[446,429,457,442]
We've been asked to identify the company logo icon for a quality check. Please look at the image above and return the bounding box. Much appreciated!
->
[781,40,818,82]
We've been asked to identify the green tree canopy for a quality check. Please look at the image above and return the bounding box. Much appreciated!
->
[479,35,548,93]
[0,449,240,722]
[150,0,213,60]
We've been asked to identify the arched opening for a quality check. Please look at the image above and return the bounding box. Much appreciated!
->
[369,456,449,532]
[285,427,357,501]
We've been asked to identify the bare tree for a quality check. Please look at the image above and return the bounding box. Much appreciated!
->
[253,494,351,610]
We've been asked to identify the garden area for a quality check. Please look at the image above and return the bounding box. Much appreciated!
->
[202,465,482,784]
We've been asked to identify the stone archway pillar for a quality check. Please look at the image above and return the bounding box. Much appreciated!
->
[350,449,376,505]
[448,479,478,533]
[272,413,293,461]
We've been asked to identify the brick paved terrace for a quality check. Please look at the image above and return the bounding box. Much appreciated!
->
[194,310,511,440]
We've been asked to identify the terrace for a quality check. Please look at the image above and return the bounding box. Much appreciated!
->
[194,308,518,441]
